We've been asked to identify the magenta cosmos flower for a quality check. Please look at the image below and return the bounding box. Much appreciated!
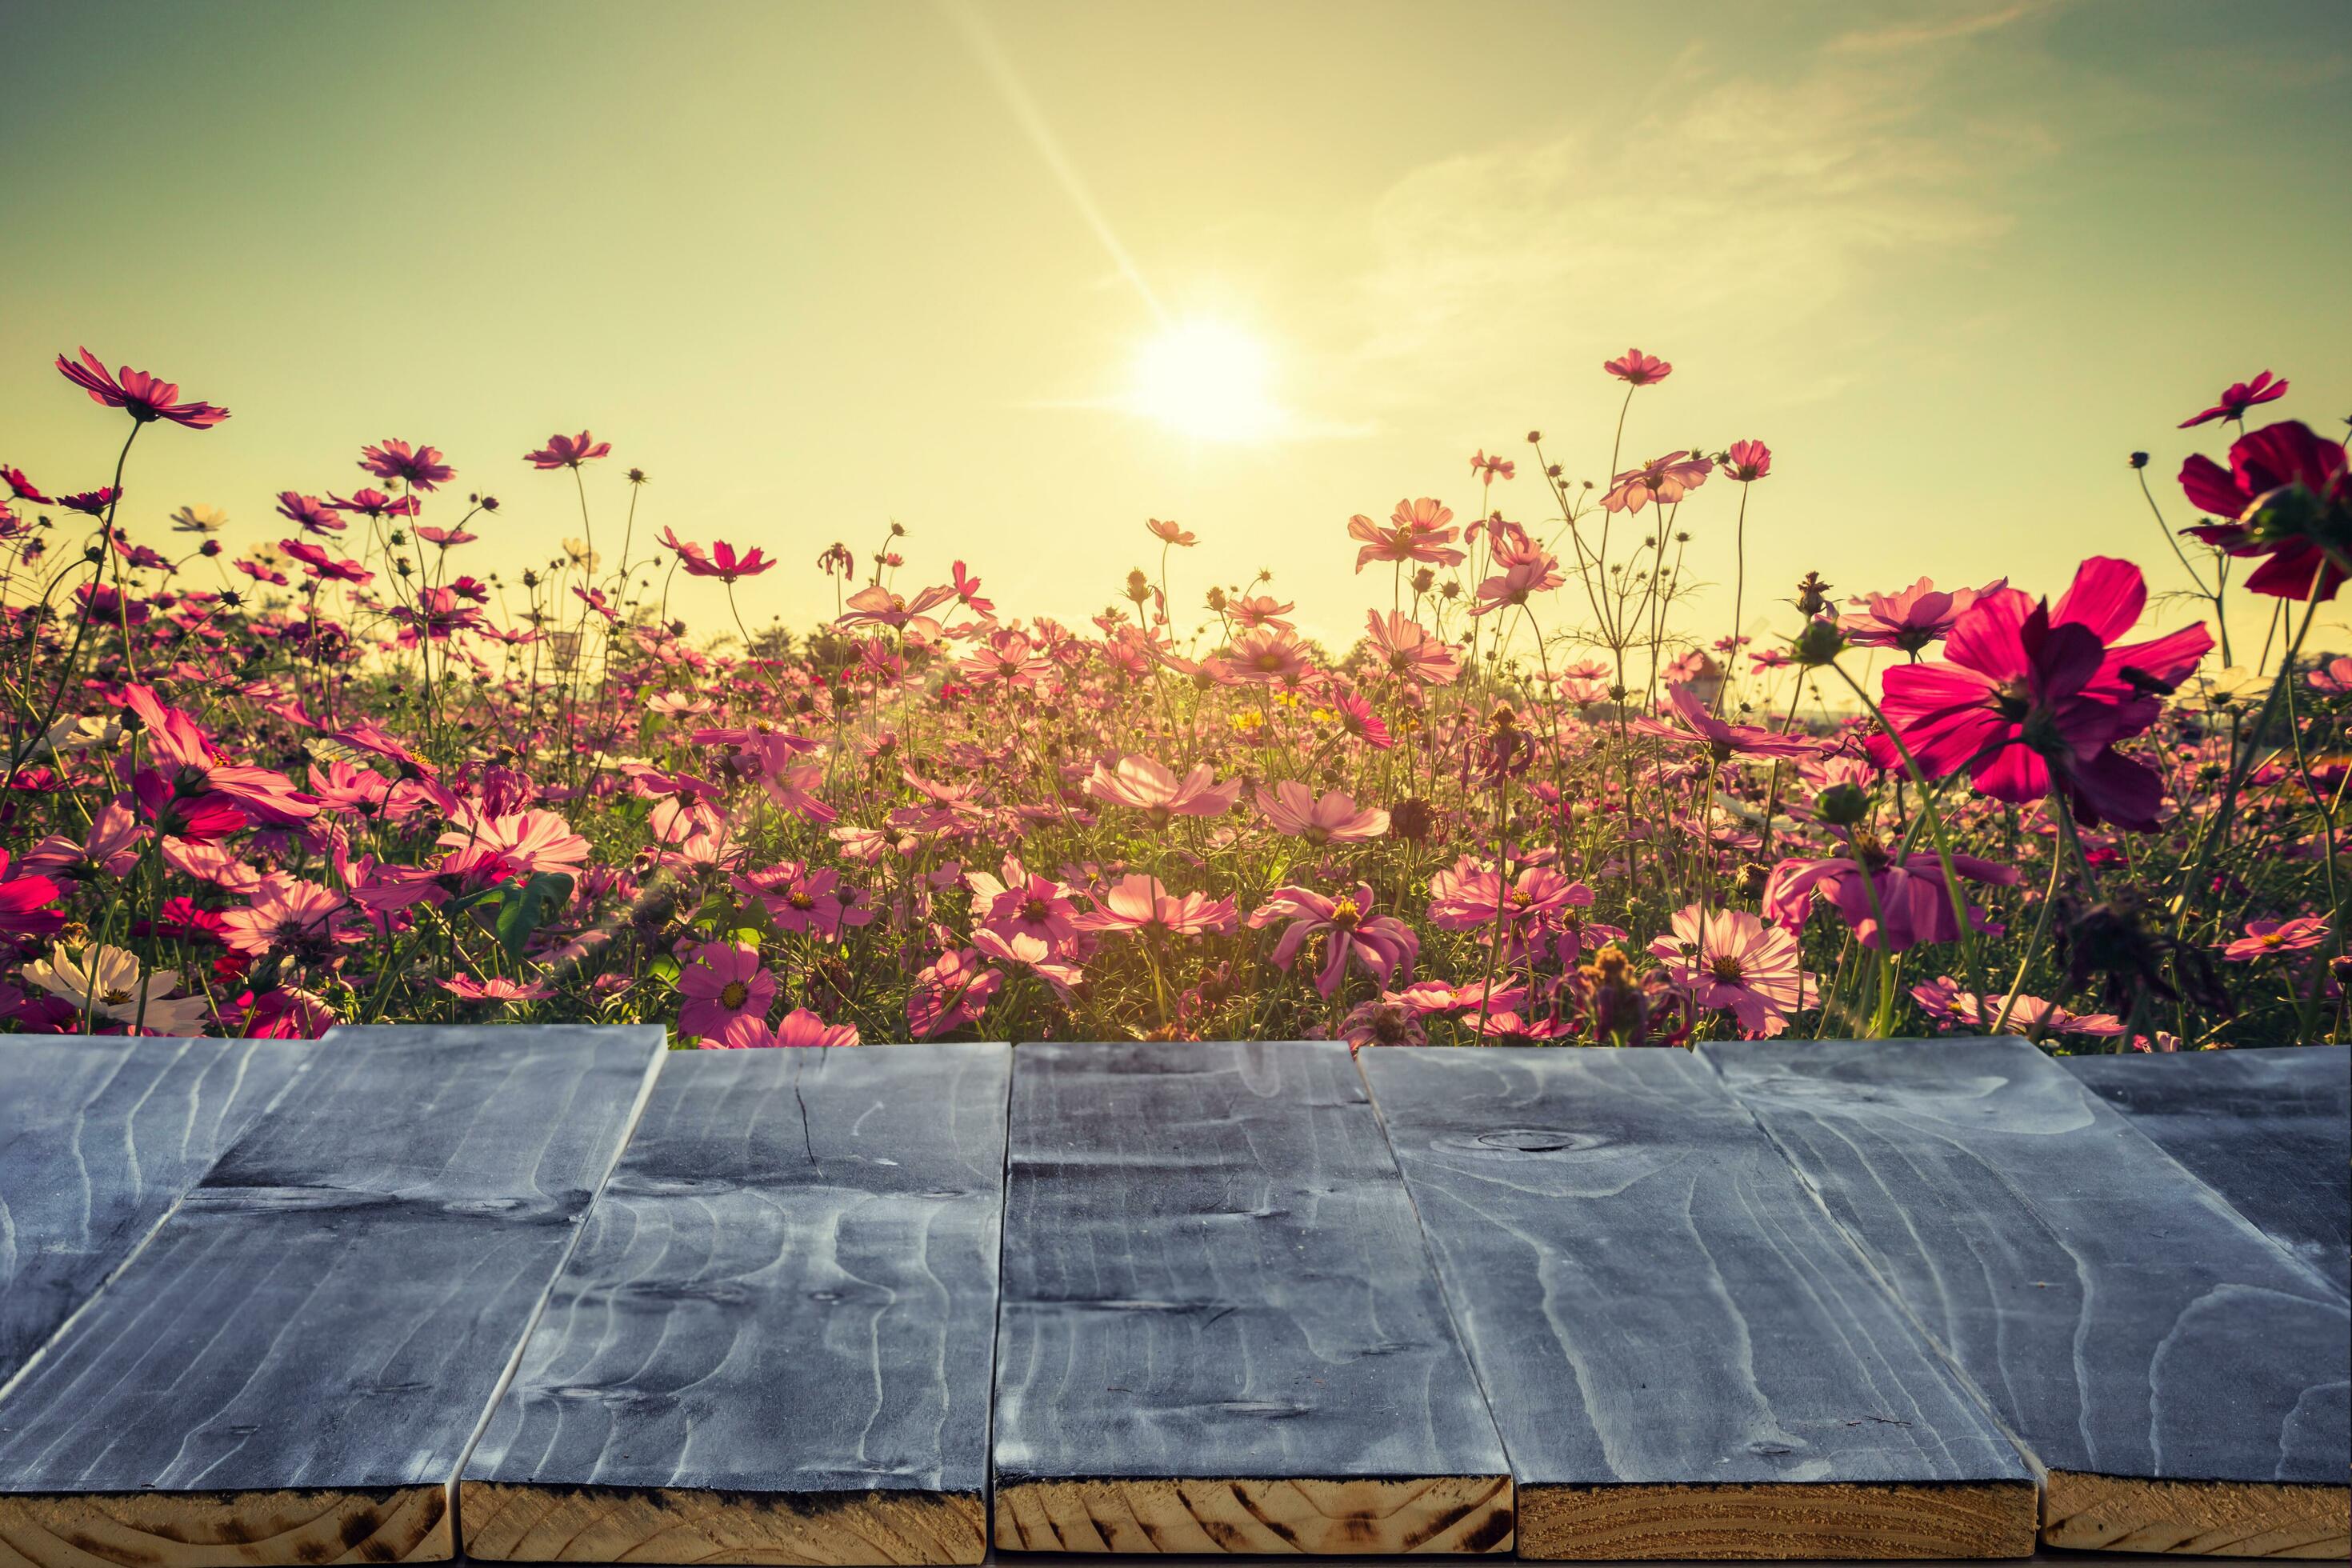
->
[1634,686,1823,763]
[1247,882,1418,998]
[1762,846,2018,954]
[56,348,229,428]
[1877,557,2214,830]
[525,430,612,470]
[1648,905,1813,1038]
[1255,781,1388,844]
[676,942,776,1039]
[707,1007,862,1049]
[2178,419,2350,602]
[1843,577,2006,654]
[2178,370,2287,429]
[1909,976,2122,1038]
[1722,439,1771,482]
[1085,755,1238,825]
[659,527,775,583]
[358,439,455,490]
[1603,347,1671,386]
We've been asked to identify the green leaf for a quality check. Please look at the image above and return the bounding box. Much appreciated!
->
[493,872,576,961]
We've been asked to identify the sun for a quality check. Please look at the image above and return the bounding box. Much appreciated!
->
[1129,319,1282,442]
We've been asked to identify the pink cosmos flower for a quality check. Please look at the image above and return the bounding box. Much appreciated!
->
[662,529,774,582]
[1878,557,2214,830]
[2306,655,2352,695]
[24,800,143,881]
[525,430,612,470]
[1648,905,1814,1038]
[711,1007,862,1049]
[1349,498,1466,572]
[958,628,1050,688]
[358,439,455,490]
[1844,577,2007,654]
[1146,517,1197,546]
[1085,755,1238,824]
[1722,439,1772,482]
[1763,846,2018,953]
[1910,976,2124,1038]
[1210,626,1314,686]
[1360,610,1461,688]
[1256,781,1389,844]
[1074,874,1238,939]
[2178,370,2287,429]
[967,857,1080,950]
[1467,522,1564,616]
[438,807,591,878]
[1634,685,1825,762]
[1228,594,1296,631]
[909,947,1003,1038]
[1470,450,1515,482]
[218,876,361,962]
[1602,451,1711,513]
[274,492,346,534]
[2220,915,2328,962]
[328,487,416,519]
[281,538,373,584]
[2178,420,2350,602]
[121,685,322,826]
[838,582,956,636]
[56,348,229,428]
[762,762,840,826]
[676,942,777,1040]
[439,975,554,1002]
[1247,882,1418,998]
[1339,1000,1429,1050]
[1603,348,1671,386]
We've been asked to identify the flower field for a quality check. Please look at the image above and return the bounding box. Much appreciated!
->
[2,347,2344,1050]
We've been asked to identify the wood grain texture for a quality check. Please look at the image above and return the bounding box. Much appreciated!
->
[993,1041,1511,1554]
[461,1043,1010,1565]
[0,1024,665,1568]
[2062,1046,2350,1298]
[1517,1480,2037,1561]
[0,1037,304,1386]
[2042,1471,2350,1558]
[992,1477,1513,1554]
[1704,1036,2350,1556]
[1358,1047,2036,1560]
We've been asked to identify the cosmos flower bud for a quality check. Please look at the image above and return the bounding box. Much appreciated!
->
[1792,616,1846,667]
[1794,570,1834,617]
[1816,782,1871,826]
[2129,450,2150,470]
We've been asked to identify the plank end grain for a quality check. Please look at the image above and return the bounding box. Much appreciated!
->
[0,1486,450,1568]
[1517,1479,2036,1559]
[2042,1472,2352,1558]
[990,1475,1514,1554]
[458,1481,986,1565]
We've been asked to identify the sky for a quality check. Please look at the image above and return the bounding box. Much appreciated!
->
[2,0,2346,663]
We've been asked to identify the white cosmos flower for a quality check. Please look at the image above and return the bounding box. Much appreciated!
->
[170,504,230,534]
[23,944,212,1036]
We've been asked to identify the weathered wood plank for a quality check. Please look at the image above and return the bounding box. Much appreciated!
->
[992,1040,1513,1554]
[461,1042,1009,1566]
[2062,1046,2350,1298]
[0,1038,304,1388]
[0,1024,664,1568]
[1359,1046,2037,1560]
[1704,1036,2350,1558]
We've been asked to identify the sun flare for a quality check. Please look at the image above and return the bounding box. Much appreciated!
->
[1129,319,1282,442]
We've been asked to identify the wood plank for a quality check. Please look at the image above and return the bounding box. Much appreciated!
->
[0,1024,664,1568]
[0,1038,304,1388]
[2062,1046,2350,1298]
[991,1040,1513,1555]
[1703,1037,2350,1558]
[460,1042,1009,1566]
[1358,1046,2037,1560]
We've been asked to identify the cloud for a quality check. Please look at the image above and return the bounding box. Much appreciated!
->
[1301,29,2051,416]
[1826,1,2050,55]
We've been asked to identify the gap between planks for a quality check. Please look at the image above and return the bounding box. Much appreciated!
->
[0,1487,450,1568]
[461,1481,987,1565]
[992,1475,1514,1554]
[2042,1471,2350,1558]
